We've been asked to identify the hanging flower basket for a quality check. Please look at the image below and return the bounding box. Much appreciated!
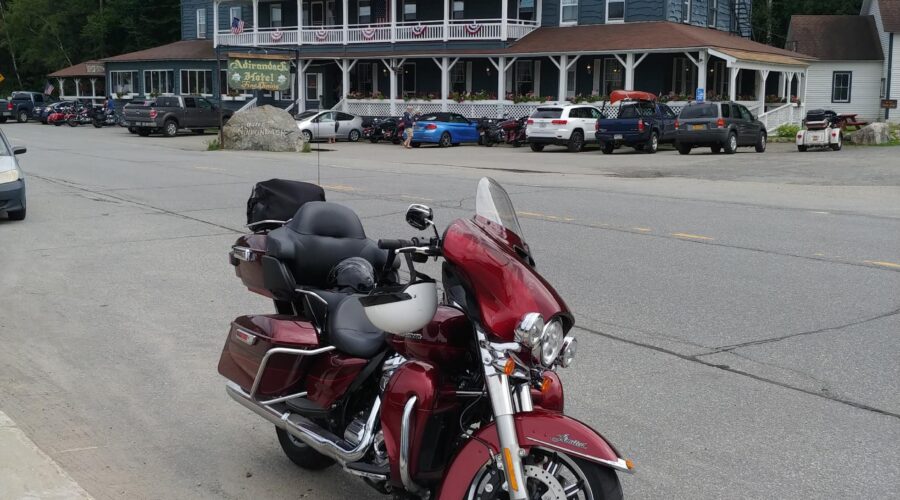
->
[464,23,482,35]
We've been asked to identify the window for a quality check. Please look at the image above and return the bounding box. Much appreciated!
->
[307,73,320,101]
[110,71,139,95]
[453,0,464,20]
[144,70,174,95]
[672,57,697,95]
[358,0,372,24]
[661,105,676,119]
[881,78,886,98]
[402,63,416,96]
[451,64,466,92]
[230,6,242,23]
[271,4,283,28]
[681,0,690,23]
[180,69,213,95]
[707,0,717,27]
[357,62,373,94]
[197,8,207,38]
[566,68,576,99]
[708,59,727,97]
[606,0,624,22]
[560,0,578,25]
[515,60,534,94]
[327,0,336,24]
[403,0,416,21]
[184,97,197,108]
[832,72,851,103]
[737,104,753,121]
[602,58,623,96]
[518,0,534,21]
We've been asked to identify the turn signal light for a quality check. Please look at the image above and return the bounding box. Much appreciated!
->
[527,119,534,125]
[551,119,567,125]
[716,117,726,128]
[540,375,553,393]
[625,459,635,470]
[637,120,645,132]
[503,358,516,376]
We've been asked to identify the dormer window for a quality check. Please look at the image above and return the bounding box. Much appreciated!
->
[196,8,206,39]
[606,0,624,23]
[560,0,578,26]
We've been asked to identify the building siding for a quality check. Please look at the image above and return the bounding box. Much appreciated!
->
[627,0,666,22]
[804,60,883,122]
[182,0,214,40]
[891,34,899,121]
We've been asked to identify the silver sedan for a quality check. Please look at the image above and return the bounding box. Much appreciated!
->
[295,110,363,142]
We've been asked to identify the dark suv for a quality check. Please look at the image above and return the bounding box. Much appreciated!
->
[675,102,766,155]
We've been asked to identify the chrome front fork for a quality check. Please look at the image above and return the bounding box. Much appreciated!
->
[478,328,531,500]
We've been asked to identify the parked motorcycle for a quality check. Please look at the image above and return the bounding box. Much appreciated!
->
[477,117,503,147]
[220,178,632,499]
[91,107,121,128]
[67,106,93,127]
[498,115,529,147]
[364,117,407,144]
[48,103,79,126]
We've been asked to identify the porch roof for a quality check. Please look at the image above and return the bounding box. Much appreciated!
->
[49,60,106,78]
[101,40,216,63]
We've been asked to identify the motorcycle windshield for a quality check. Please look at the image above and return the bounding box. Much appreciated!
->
[443,178,571,341]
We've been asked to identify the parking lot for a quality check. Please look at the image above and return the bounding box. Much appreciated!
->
[1,122,899,499]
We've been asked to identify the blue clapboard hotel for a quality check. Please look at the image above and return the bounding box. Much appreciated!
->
[49,0,815,127]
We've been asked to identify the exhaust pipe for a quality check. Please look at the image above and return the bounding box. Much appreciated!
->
[226,382,380,465]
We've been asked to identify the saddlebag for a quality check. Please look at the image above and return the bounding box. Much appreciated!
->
[217,315,319,397]
[246,179,325,229]
[230,233,269,297]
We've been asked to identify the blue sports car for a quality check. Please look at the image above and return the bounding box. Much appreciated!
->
[411,112,480,147]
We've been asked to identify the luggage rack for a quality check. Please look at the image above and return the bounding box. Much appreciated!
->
[249,345,336,405]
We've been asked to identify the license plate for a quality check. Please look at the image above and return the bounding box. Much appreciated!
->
[614,134,623,140]
[691,124,705,130]
[137,121,154,127]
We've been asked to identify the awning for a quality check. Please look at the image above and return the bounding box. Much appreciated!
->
[709,48,809,72]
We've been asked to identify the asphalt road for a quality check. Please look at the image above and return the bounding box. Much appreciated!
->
[1,123,899,500]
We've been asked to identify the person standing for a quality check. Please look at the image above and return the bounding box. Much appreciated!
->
[402,105,414,149]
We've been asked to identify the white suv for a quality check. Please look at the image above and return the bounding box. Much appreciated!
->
[525,104,603,152]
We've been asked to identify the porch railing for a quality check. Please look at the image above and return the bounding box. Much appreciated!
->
[217,19,538,46]
[758,102,800,132]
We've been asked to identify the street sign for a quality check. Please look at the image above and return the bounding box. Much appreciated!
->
[696,87,705,102]
[881,99,898,109]
[227,53,292,92]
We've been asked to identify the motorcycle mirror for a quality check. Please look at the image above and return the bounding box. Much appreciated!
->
[406,204,433,231]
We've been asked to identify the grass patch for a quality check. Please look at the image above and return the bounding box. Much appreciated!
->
[206,138,222,151]
[301,141,312,153]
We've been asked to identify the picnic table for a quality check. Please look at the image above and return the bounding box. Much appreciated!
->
[835,113,868,130]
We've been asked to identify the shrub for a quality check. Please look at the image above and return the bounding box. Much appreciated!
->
[776,124,800,138]
[206,138,221,150]
[301,141,312,153]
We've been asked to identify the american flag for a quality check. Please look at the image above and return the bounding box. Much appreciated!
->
[43,81,55,95]
[231,17,245,34]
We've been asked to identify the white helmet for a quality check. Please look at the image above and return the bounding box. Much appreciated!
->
[360,282,438,334]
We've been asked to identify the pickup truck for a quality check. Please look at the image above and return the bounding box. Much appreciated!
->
[1,92,56,123]
[124,95,232,137]
[595,95,677,154]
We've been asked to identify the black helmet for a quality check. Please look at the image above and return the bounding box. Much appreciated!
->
[328,257,376,293]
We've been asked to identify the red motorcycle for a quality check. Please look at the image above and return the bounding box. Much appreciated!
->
[498,115,529,147]
[220,178,631,499]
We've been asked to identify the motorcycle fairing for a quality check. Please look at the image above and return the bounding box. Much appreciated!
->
[435,409,628,500]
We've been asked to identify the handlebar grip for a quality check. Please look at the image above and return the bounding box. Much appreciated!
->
[378,239,414,250]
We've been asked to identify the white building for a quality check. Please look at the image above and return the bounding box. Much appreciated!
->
[788,0,900,122]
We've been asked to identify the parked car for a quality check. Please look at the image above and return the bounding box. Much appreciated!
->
[295,110,363,142]
[0,128,27,220]
[123,96,231,137]
[411,112,481,147]
[35,101,77,124]
[796,109,842,152]
[525,104,603,152]
[1,92,56,123]
[674,102,767,155]
[596,91,677,154]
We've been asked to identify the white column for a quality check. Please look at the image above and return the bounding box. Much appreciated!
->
[696,50,707,99]
[757,69,769,112]
[58,79,65,98]
[337,59,356,110]
[252,0,259,46]
[501,0,508,39]
[90,78,97,99]
[624,53,635,90]
[298,58,307,112]
[75,78,81,99]
[729,67,738,101]
[557,55,567,102]
[298,0,304,45]
[496,57,506,102]
[213,0,219,47]
[342,0,349,44]
[389,59,398,115]
[443,0,450,41]
[390,0,397,43]
[439,57,449,111]
[536,0,542,25]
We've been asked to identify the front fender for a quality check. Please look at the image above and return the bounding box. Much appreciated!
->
[436,409,630,500]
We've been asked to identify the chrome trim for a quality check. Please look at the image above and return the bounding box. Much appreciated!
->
[455,390,486,397]
[245,219,288,229]
[231,245,256,262]
[233,326,258,345]
[226,381,381,465]
[343,465,388,481]
[525,437,634,474]
[400,396,427,496]
[514,383,533,413]
[260,391,308,406]
[294,288,329,307]
[249,346,336,399]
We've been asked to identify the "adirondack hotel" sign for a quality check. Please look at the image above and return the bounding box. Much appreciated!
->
[227,53,292,92]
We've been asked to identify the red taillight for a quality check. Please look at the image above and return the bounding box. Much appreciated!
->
[551,119,567,125]
[674,119,680,129]
[637,120,645,132]
[149,109,158,119]
[527,119,534,125]
[797,133,803,139]
[595,120,600,130]
[716,118,725,128]
[425,123,437,130]
[6,102,11,111]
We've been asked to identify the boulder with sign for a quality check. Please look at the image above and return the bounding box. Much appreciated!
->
[222,105,306,153]
[847,122,894,145]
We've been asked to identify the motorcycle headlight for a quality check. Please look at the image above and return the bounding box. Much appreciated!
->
[514,312,544,348]
[538,319,565,367]
[559,337,577,368]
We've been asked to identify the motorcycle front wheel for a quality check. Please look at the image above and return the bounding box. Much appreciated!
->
[465,448,622,500]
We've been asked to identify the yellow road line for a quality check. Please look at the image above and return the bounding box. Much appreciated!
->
[864,260,900,270]
[632,227,652,232]
[517,211,575,222]
[321,184,357,192]
[671,232,714,241]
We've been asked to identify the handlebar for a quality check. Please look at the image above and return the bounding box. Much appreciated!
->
[377,238,416,250]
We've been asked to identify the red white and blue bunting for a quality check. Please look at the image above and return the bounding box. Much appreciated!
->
[315,30,328,41]
[411,24,427,37]
[270,30,284,42]
[361,27,376,40]
[464,23,481,35]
